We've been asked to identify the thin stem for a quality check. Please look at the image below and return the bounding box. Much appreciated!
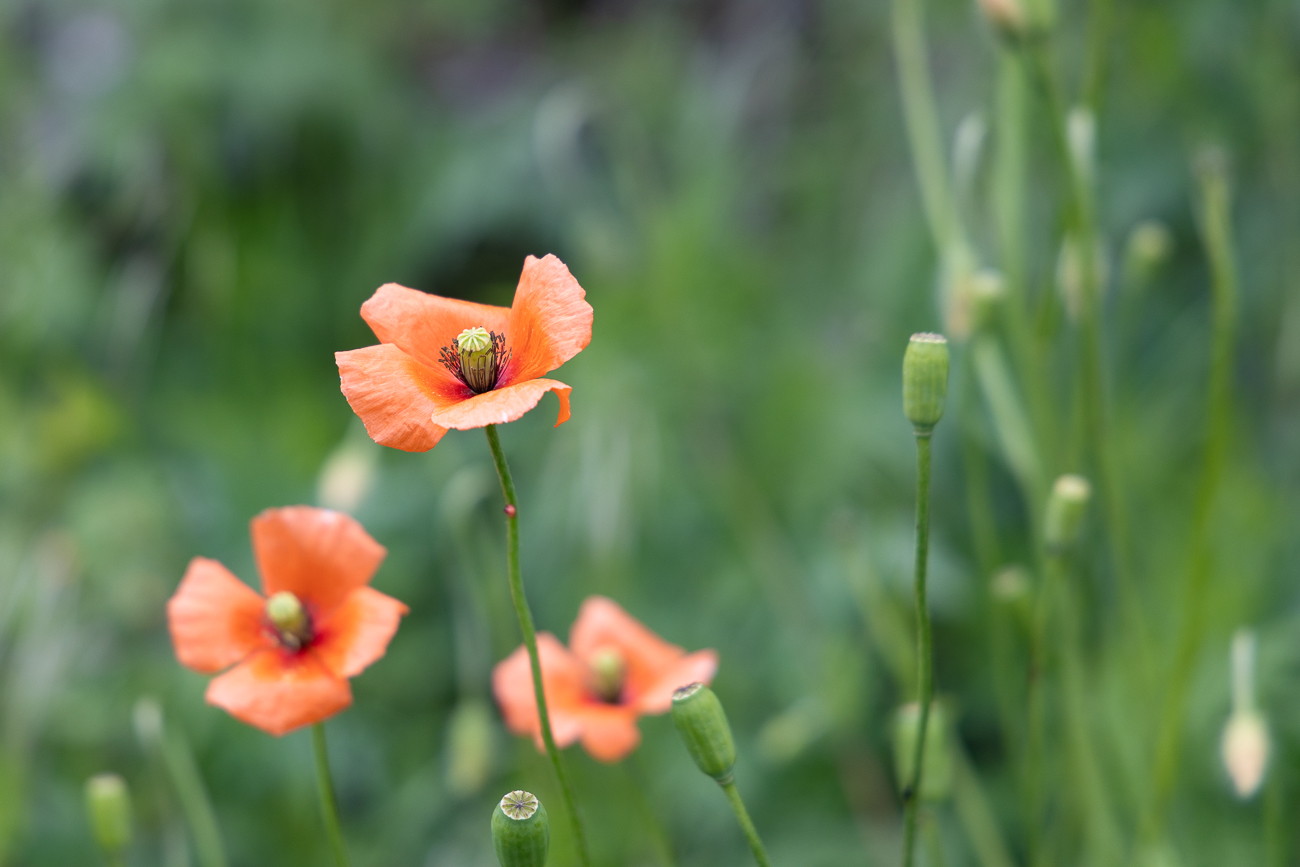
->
[626,755,677,867]
[901,434,934,867]
[721,780,773,867]
[159,726,228,867]
[312,724,350,867]
[484,424,591,867]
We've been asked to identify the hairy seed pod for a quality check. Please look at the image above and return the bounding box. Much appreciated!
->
[902,333,950,434]
[491,790,549,867]
[85,773,133,855]
[1044,474,1092,551]
[671,682,736,784]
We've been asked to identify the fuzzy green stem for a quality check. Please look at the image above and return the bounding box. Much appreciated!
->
[159,726,228,867]
[485,424,591,867]
[312,724,350,867]
[721,780,773,867]
[901,434,934,867]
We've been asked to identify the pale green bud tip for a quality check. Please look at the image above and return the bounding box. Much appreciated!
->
[492,791,549,867]
[457,326,492,354]
[1128,221,1172,267]
[266,591,311,649]
[1044,474,1092,549]
[85,773,132,854]
[971,270,1006,331]
[990,565,1031,603]
[902,333,950,433]
[671,682,736,783]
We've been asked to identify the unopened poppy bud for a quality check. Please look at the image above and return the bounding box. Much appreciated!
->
[672,682,736,784]
[85,773,132,855]
[1221,710,1269,799]
[902,333,950,434]
[446,699,494,797]
[266,591,311,650]
[590,647,625,703]
[893,702,952,802]
[491,790,549,867]
[977,0,1027,39]
[1043,474,1091,550]
[1124,220,1172,288]
[971,270,1007,332]
[132,696,164,748]
[458,327,497,393]
[990,565,1031,604]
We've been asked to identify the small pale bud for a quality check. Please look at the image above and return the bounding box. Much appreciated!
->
[902,333,950,434]
[1056,234,1109,322]
[85,773,132,854]
[893,702,952,802]
[1221,710,1269,799]
[1044,474,1091,550]
[266,591,311,650]
[671,682,736,783]
[1124,220,1173,288]
[977,0,1027,39]
[132,696,164,748]
[970,270,1007,332]
[445,699,494,797]
[491,790,549,867]
[1067,107,1096,186]
[990,565,1031,604]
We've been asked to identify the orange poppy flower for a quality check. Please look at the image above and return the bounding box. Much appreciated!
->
[166,507,408,736]
[492,596,718,763]
[335,254,593,452]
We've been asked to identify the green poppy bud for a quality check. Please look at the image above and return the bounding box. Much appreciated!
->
[491,790,549,867]
[902,333,950,434]
[85,773,132,855]
[1124,220,1173,289]
[671,682,736,784]
[893,702,952,802]
[266,591,312,650]
[970,270,1007,333]
[1044,474,1091,551]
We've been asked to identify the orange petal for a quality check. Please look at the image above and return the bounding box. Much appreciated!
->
[569,596,703,710]
[428,377,572,430]
[492,633,589,751]
[167,558,270,674]
[633,649,719,715]
[361,283,510,372]
[574,704,642,762]
[205,648,352,736]
[336,345,453,452]
[503,255,593,385]
[313,587,409,678]
[251,507,386,616]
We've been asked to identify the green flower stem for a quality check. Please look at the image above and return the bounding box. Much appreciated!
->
[159,725,228,867]
[312,724,350,867]
[721,780,772,867]
[1141,154,1239,848]
[626,755,677,867]
[484,424,591,867]
[901,434,934,867]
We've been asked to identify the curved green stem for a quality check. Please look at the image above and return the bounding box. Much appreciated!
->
[901,434,934,867]
[721,780,773,867]
[312,724,350,867]
[484,424,591,867]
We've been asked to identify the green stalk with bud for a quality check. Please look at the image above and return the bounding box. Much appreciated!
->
[672,683,772,867]
[900,332,948,867]
[85,773,132,867]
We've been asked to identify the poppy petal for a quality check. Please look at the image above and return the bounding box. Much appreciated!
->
[503,255,593,385]
[167,557,269,674]
[313,587,409,678]
[569,596,692,702]
[252,507,387,615]
[336,345,452,452]
[492,633,588,751]
[575,705,642,762]
[427,378,572,430]
[361,283,511,372]
[634,649,719,715]
[206,649,352,736]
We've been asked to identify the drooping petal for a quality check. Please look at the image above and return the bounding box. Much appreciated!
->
[492,633,589,751]
[313,587,409,679]
[569,596,712,712]
[336,345,454,452]
[633,649,719,715]
[427,377,572,430]
[574,704,642,762]
[251,507,387,616]
[502,255,593,385]
[167,558,270,674]
[361,283,511,372]
[205,648,352,736]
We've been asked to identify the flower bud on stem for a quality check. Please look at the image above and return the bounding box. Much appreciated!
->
[85,773,132,865]
[902,334,950,435]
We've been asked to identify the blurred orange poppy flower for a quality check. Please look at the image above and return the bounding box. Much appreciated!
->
[335,254,593,452]
[167,507,407,736]
[492,596,718,763]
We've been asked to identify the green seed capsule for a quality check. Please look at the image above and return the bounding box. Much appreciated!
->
[902,333,950,434]
[85,773,132,855]
[491,790,549,867]
[671,682,736,784]
[1044,474,1092,551]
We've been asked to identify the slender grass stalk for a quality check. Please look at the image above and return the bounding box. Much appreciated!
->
[312,724,350,867]
[921,810,947,867]
[484,424,591,867]
[721,780,773,867]
[159,727,228,867]
[951,741,1017,867]
[626,754,677,867]
[1141,152,1239,846]
[901,434,934,867]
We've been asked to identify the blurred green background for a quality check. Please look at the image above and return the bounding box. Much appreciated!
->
[2,0,1299,864]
